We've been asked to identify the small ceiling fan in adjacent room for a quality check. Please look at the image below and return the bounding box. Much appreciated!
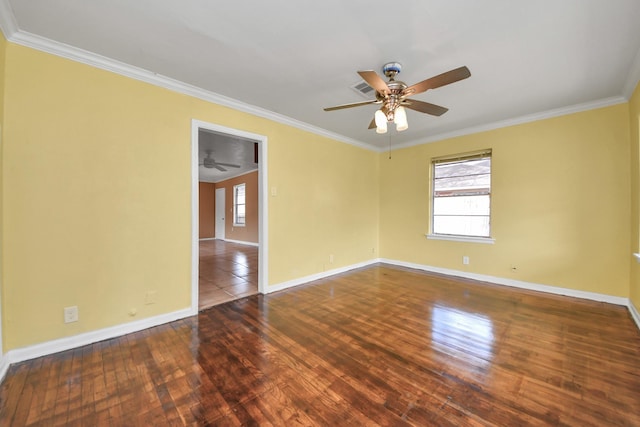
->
[199,150,241,172]
[324,62,471,133]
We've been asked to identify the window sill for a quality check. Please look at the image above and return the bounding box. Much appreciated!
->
[426,234,495,244]
[233,224,246,228]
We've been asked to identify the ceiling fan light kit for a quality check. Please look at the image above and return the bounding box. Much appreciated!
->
[324,61,471,135]
[374,109,388,133]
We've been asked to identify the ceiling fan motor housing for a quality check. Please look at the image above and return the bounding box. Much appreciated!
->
[381,63,407,121]
[382,62,402,79]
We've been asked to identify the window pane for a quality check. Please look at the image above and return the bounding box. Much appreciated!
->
[433,195,490,216]
[434,158,490,179]
[236,186,245,204]
[434,173,490,194]
[233,183,246,225]
[433,215,490,237]
[431,153,491,238]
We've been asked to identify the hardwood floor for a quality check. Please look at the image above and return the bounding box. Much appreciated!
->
[199,239,258,310]
[1,264,639,426]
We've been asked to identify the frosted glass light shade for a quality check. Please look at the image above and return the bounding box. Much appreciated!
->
[395,106,408,131]
[375,109,388,134]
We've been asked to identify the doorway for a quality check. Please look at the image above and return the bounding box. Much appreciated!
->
[215,188,226,240]
[191,120,268,313]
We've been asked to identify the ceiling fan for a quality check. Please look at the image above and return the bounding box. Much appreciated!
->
[324,62,471,133]
[199,150,241,172]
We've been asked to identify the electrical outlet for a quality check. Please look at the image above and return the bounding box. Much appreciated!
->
[329,254,334,263]
[463,256,470,265]
[64,306,78,323]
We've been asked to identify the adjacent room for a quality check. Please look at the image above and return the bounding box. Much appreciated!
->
[0,1,639,425]
[197,129,260,309]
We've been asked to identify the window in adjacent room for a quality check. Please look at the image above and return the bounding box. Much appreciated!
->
[431,150,492,239]
[233,183,246,226]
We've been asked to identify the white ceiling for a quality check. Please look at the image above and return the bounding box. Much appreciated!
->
[2,1,640,151]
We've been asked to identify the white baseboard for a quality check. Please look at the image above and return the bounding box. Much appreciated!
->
[629,300,640,331]
[267,259,379,294]
[223,238,259,247]
[379,258,629,306]
[0,307,195,383]
[2,259,637,385]
[0,355,10,386]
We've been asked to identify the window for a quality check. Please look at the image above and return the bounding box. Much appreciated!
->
[233,183,246,226]
[431,150,492,239]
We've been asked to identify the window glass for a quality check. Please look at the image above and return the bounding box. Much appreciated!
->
[432,153,491,238]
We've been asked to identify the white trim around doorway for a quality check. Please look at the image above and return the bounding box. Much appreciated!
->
[191,119,268,314]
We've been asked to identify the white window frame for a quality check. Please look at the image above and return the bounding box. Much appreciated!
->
[233,183,246,227]
[426,150,495,244]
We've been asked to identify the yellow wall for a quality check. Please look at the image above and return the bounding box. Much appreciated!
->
[0,37,636,352]
[268,129,379,284]
[0,32,6,355]
[380,104,631,297]
[0,32,5,122]
[630,82,640,309]
[1,43,379,350]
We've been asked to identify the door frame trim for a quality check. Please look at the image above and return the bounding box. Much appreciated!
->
[191,119,268,313]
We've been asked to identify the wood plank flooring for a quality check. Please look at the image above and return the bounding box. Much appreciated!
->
[1,264,639,426]
[199,240,258,310]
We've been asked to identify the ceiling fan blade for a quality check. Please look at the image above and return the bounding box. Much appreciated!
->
[357,70,390,95]
[405,66,471,96]
[368,118,376,129]
[403,100,449,116]
[214,164,227,172]
[324,100,378,111]
[216,162,241,168]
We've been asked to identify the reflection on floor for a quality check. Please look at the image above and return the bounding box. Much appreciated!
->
[199,239,258,310]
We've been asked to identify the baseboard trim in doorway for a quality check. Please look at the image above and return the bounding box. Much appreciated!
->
[223,239,259,247]
[0,307,194,383]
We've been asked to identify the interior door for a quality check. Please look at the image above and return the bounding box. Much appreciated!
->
[215,187,226,240]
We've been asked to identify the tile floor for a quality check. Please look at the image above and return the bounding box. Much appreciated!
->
[198,239,259,310]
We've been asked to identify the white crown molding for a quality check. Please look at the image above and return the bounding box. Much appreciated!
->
[623,45,640,99]
[388,96,628,152]
[0,307,194,383]
[1,1,638,156]
[7,29,373,152]
[0,0,18,39]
